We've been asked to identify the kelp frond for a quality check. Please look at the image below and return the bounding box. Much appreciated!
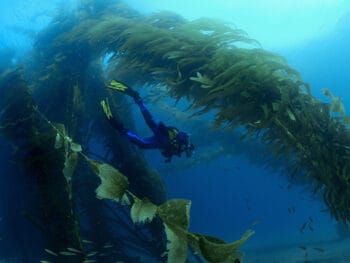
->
[53,6,350,223]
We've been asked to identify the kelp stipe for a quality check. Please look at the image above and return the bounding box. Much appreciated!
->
[39,105,254,263]
[0,71,84,262]
[2,0,350,262]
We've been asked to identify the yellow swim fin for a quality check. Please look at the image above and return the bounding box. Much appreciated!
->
[100,99,113,120]
[107,80,140,99]
[107,80,129,92]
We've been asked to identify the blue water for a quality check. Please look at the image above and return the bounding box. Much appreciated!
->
[1,1,350,262]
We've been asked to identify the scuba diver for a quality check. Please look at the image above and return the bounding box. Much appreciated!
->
[101,80,195,162]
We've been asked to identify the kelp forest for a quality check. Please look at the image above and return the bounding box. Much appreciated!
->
[0,0,350,262]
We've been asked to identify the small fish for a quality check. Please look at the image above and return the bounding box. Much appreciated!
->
[298,246,307,251]
[83,260,96,263]
[103,244,114,249]
[308,217,313,223]
[44,249,58,256]
[288,206,296,214]
[82,239,93,244]
[67,247,83,254]
[54,53,66,63]
[313,247,325,253]
[59,251,76,256]
[300,222,308,233]
[251,220,261,226]
[40,261,51,263]
[309,225,314,232]
[86,251,98,257]
[38,74,51,82]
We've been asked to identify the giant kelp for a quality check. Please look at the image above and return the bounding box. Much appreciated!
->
[0,69,170,262]
[0,71,83,262]
[48,121,254,263]
[2,0,350,262]
[0,2,168,262]
[0,71,251,262]
[51,2,350,223]
[0,2,254,262]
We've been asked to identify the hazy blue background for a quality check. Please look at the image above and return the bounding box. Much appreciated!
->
[1,0,350,261]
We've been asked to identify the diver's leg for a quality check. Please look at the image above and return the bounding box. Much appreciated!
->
[135,98,158,133]
[107,81,159,133]
[125,132,157,149]
[101,98,156,148]
[108,116,156,149]
[108,116,127,134]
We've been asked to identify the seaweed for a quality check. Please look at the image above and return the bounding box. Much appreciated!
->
[0,71,83,261]
[2,0,350,262]
[40,115,252,263]
[53,2,350,223]
[85,155,253,263]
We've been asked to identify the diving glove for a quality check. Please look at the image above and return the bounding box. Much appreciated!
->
[107,80,140,101]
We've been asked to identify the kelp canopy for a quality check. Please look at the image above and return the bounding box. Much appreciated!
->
[50,1,350,222]
[1,0,350,262]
